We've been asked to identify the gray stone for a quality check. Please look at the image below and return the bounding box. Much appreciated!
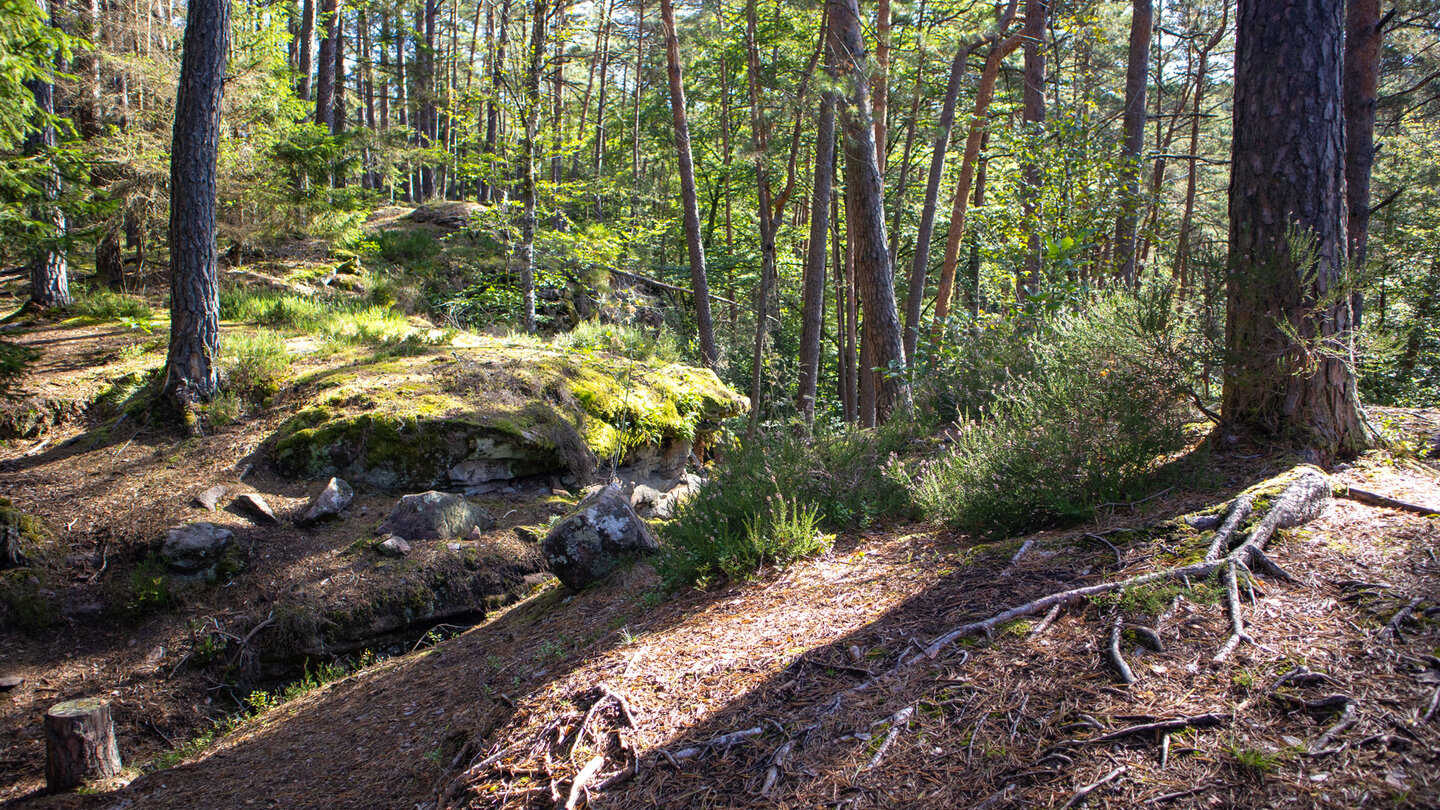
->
[377,491,495,541]
[161,523,234,575]
[449,459,516,486]
[297,477,353,526]
[234,493,280,524]
[194,485,227,511]
[0,675,22,691]
[630,484,664,509]
[376,536,411,557]
[543,485,658,590]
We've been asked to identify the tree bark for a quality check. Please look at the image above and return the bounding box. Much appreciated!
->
[745,0,777,438]
[1222,0,1370,457]
[829,0,911,424]
[659,0,717,369]
[1174,3,1227,292]
[1018,0,1049,298]
[315,0,336,130]
[417,0,438,199]
[483,0,511,204]
[798,90,836,423]
[44,699,121,791]
[297,0,314,101]
[872,0,891,176]
[1343,0,1381,327]
[516,0,549,333]
[1114,0,1152,286]
[163,0,229,413]
[24,0,70,311]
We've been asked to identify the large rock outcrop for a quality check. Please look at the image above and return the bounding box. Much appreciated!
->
[542,485,659,590]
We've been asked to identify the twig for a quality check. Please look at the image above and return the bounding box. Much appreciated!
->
[1097,487,1173,512]
[666,726,764,762]
[1085,533,1124,568]
[863,706,914,772]
[1009,539,1036,566]
[1029,601,1065,638]
[1311,701,1357,754]
[1059,766,1128,809]
[1340,486,1439,516]
[1145,785,1211,804]
[761,740,794,796]
[1422,686,1439,723]
[560,754,605,810]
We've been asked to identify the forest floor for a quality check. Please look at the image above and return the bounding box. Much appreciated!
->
[1,220,1438,808]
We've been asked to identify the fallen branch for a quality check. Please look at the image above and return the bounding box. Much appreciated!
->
[1059,766,1128,809]
[1085,712,1230,744]
[1311,701,1358,754]
[561,754,606,810]
[1029,601,1066,637]
[666,725,765,762]
[1340,486,1440,517]
[863,706,914,771]
[760,740,794,796]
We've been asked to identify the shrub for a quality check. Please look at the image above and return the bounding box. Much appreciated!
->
[555,321,681,363]
[913,285,1195,536]
[223,331,292,400]
[374,228,440,263]
[656,423,917,588]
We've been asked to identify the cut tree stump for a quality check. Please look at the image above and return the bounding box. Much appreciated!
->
[44,697,122,791]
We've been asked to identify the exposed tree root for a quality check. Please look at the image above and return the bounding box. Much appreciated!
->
[1204,495,1254,561]
[1082,712,1229,744]
[1382,597,1424,641]
[1340,486,1440,516]
[1058,765,1128,809]
[1107,614,1135,685]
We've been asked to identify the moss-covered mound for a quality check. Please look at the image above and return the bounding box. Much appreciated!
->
[269,339,747,489]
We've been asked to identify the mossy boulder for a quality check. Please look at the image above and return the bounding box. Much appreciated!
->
[0,396,83,440]
[0,498,44,569]
[268,341,747,490]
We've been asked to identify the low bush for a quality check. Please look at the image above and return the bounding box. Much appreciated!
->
[223,331,292,400]
[555,321,680,363]
[656,422,918,588]
[912,285,1197,536]
[69,286,154,323]
[219,287,445,349]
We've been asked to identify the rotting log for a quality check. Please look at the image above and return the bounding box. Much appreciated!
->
[44,697,122,791]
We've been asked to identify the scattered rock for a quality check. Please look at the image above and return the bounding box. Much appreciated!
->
[194,485,227,511]
[378,491,495,541]
[514,525,542,544]
[449,459,517,487]
[630,484,665,509]
[297,477,353,526]
[160,523,235,576]
[542,484,659,590]
[234,493,279,524]
[0,675,22,692]
[376,536,411,558]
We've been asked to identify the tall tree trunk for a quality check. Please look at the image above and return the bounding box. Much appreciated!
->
[965,132,989,317]
[417,0,437,199]
[24,0,70,311]
[887,0,927,266]
[591,0,611,216]
[871,0,891,176]
[573,0,613,179]
[927,0,1022,334]
[164,0,230,414]
[828,0,910,424]
[744,0,778,438]
[1343,0,1381,327]
[1222,0,1370,456]
[1174,3,1227,293]
[483,0,512,203]
[1018,0,1049,298]
[333,6,346,140]
[297,0,314,101]
[1113,0,1151,286]
[516,0,549,333]
[660,0,717,369]
[630,0,645,228]
[315,0,336,130]
[378,10,391,130]
[798,90,836,423]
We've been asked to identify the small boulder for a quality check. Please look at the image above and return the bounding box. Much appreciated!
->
[234,493,279,524]
[376,535,411,558]
[377,491,495,541]
[542,485,659,591]
[0,675,23,692]
[193,485,227,511]
[161,523,234,576]
[630,484,664,509]
[297,477,353,526]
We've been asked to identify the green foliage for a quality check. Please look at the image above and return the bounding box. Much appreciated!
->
[914,286,1194,536]
[554,321,680,364]
[219,287,448,348]
[222,331,291,401]
[0,340,38,400]
[656,424,918,587]
[372,228,441,263]
[68,286,155,323]
[124,558,173,615]
[0,569,59,631]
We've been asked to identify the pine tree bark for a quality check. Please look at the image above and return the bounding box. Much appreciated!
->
[828,0,910,424]
[483,0,511,204]
[1174,4,1227,292]
[744,0,778,438]
[315,0,336,130]
[798,90,836,423]
[24,0,70,311]
[516,0,549,333]
[44,699,121,791]
[659,0,717,369]
[297,0,314,101]
[1114,0,1152,286]
[872,0,891,177]
[1343,0,1381,327]
[416,0,438,200]
[1222,0,1370,457]
[1018,0,1049,298]
[163,0,229,413]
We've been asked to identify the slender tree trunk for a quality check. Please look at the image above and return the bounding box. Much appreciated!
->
[887,0,927,267]
[516,0,549,333]
[630,0,645,227]
[829,0,910,424]
[1114,0,1151,285]
[1175,4,1227,292]
[720,55,736,327]
[965,133,989,317]
[1343,0,1381,327]
[315,0,336,129]
[1222,0,1370,456]
[164,0,230,413]
[872,0,891,176]
[1018,0,1049,298]
[417,0,437,199]
[334,6,347,141]
[484,0,511,203]
[297,0,314,101]
[24,0,69,310]
[378,10,391,130]
[745,0,777,438]
[843,189,858,421]
[659,0,717,368]
[798,89,836,423]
